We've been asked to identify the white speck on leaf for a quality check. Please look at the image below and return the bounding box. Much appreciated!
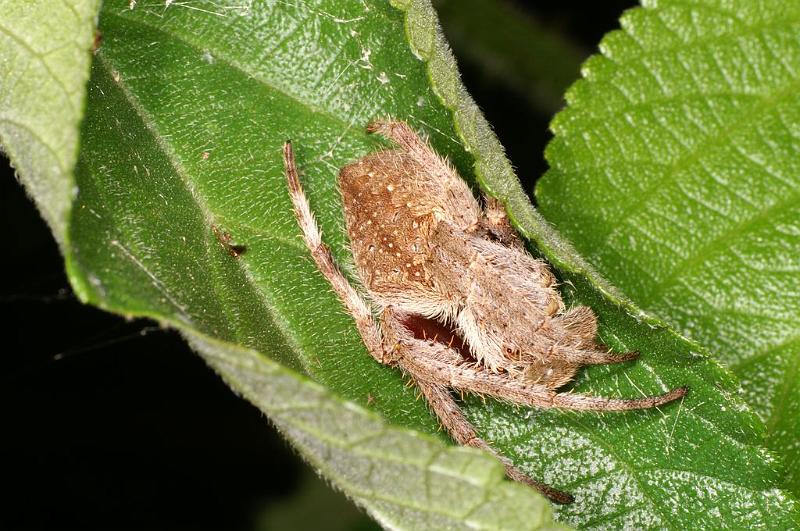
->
[359,48,373,69]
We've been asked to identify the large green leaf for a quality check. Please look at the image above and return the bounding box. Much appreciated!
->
[7,0,799,528]
[537,0,800,498]
[0,0,99,244]
[6,1,563,527]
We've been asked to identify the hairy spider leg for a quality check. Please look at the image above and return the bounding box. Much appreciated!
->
[284,142,387,365]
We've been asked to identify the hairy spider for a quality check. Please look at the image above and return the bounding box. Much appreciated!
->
[283,120,686,504]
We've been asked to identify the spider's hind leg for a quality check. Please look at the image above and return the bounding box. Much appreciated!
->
[416,379,575,504]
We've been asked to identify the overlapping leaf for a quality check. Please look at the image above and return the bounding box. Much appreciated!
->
[0,0,99,242]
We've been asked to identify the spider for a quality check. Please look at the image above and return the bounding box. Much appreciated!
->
[283,119,687,504]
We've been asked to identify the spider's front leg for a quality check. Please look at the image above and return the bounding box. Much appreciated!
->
[284,142,389,366]
[481,195,525,248]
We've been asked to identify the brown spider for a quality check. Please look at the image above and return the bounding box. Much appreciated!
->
[283,119,687,504]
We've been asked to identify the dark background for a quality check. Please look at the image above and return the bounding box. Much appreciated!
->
[1,2,635,529]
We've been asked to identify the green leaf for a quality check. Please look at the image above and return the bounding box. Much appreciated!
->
[0,0,100,244]
[8,0,799,528]
[536,0,800,499]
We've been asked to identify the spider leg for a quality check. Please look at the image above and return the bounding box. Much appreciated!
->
[367,119,431,154]
[415,379,574,504]
[398,346,686,411]
[283,142,387,365]
[553,306,641,365]
[481,195,524,249]
[546,345,640,366]
[381,307,685,411]
[550,387,687,410]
